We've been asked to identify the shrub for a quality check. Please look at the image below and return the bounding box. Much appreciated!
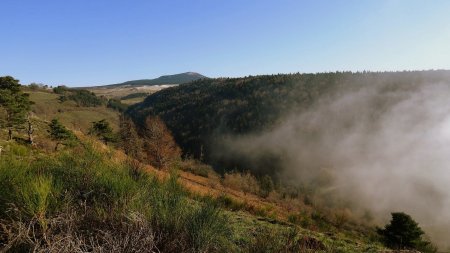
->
[178,159,212,177]
[52,85,70,95]
[258,175,274,198]
[223,171,260,195]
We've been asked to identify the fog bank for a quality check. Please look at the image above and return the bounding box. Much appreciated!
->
[223,81,450,247]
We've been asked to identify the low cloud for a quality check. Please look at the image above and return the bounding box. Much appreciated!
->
[221,80,450,247]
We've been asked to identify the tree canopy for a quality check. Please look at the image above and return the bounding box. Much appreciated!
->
[89,119,116,145]
[0,76,33,140]
[378,212,436,252]
[48,119,76,150]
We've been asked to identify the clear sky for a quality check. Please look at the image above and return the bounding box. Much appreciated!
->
[1,0,450,87]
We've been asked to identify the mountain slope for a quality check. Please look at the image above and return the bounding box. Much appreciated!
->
[101,72,207,88]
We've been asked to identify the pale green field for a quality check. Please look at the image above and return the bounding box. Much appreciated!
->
[120,96,146,105]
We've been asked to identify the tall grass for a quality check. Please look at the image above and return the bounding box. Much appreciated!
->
[0,143,232,252]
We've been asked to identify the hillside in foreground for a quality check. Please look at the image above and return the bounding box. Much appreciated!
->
[127,70,450,250]
[0,75,439,252]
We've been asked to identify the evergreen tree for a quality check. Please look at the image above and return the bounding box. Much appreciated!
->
[378,212,436,252]
[48,119,75,151]
[0,76,33,140]
[89,119,116,145]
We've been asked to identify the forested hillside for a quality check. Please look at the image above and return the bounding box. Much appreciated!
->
[128,70,450,175]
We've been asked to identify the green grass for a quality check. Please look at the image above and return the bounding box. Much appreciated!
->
[0,141,386,252]
[29,91,120,132]
[0,143,233,252]
[121,96,146,105]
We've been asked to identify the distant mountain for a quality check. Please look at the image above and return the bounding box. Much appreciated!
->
[100,72,207,88]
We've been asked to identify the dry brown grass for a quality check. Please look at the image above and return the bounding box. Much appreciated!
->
[223,171,260,195]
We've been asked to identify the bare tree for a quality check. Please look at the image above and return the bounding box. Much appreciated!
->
[142,116,180,169]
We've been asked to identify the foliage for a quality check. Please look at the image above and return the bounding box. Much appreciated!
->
[89,119,116,145]
[0,76,33,140]
[107,98,128,112]
[223,171,260,195]
[258,175,275,198]
[54,85,105,107]
[119,115,142,159]
[178,159,213,177]
[48,119,76,150]
[52,85,71,94]
[377,212,436,252]
[27,82,48,90]
[141,116,181,168]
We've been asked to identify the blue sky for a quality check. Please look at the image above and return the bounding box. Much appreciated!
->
[1,0,450,87]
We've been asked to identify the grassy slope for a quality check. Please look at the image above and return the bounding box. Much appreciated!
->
[0,88,390,252]
[29,90,120,132]
[0,137,384,252]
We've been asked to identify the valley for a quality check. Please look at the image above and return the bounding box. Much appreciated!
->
[1,72,444,252]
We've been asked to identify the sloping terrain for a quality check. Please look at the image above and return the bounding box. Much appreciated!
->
[28,89,120,132]
[86,72,208,101]
[127,70,450,175]
[0,87,394,252]
[99,72,207,88]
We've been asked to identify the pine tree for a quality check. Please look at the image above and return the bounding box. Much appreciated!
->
[377,212,436,252]
[89,119,116,145]
[0,76,33,140]
[48,119,75,151]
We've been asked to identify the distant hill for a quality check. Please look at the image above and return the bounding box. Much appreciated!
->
[100,72,207,88]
